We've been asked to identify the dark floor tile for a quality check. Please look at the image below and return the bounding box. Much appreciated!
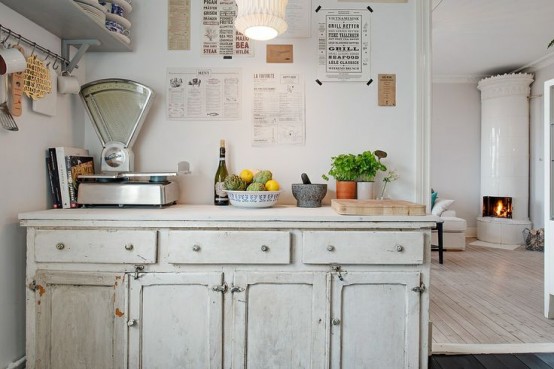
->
[536,353,554,369]
[429,355,445,369]
[432,354,554,369]
[493,354,530,369]
[433,354,487,369]
[516,354,554,369]
[474,354,510,369]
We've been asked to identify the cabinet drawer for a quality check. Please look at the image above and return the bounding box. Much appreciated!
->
[167,231,290,264]
[34,229,158,264]
[303,231,424,265]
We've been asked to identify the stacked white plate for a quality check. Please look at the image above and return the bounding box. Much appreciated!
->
[103,0,133,44]
[111,0,132,14]
[74,0,106,27]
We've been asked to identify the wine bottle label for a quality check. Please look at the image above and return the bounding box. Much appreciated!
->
[215,182,228,198]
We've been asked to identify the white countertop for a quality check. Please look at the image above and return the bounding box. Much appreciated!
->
[19,204,439,225]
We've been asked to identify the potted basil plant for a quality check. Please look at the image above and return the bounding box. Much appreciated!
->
[355,150,387,200]
[322,153,358,199]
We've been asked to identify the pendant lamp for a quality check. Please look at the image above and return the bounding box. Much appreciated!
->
[235,0,288,41]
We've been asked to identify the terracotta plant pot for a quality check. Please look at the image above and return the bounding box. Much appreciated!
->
[336,180,357,199]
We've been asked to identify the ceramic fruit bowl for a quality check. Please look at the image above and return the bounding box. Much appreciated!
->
[224,190,281,208]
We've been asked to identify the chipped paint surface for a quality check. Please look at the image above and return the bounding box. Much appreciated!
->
[115,308,125,318]
[37,284,46,297]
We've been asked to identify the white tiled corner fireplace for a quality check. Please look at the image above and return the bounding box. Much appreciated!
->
[475,73,534,246]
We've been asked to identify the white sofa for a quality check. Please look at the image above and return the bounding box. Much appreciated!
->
[431,209,467,250]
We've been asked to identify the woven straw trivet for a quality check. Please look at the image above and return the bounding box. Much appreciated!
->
[23,55,51,99]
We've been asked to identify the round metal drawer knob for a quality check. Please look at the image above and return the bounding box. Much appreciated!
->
[396,244,404,252]
[125,244,134,251]
[55,242,65,250]
[327,245,335,252]
[261,245,269,252]
[192,245,201,252]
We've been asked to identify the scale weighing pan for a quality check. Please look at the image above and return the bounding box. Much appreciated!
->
[80,78,155,172]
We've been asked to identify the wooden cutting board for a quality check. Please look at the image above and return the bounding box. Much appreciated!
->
[331,199,426,216]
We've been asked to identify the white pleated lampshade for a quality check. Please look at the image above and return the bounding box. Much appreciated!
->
[235,0,288,41]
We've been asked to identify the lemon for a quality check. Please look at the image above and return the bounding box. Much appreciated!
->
[240,169,254,184]
[265,179,280,191]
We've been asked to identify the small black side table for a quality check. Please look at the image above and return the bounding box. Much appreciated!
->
[431,220,444,264]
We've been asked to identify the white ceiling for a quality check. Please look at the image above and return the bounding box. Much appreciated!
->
[432,0,554,81]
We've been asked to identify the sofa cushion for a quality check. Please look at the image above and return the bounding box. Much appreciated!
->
[441,216,467,232]
[441,210,457,217]
[432,198,454,216]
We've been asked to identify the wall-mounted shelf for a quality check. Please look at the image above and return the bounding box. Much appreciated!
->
[1,0,132,52]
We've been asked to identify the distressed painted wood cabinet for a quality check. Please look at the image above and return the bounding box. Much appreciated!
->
[20,205,436,369]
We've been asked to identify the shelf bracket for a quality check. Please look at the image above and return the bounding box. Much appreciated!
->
[61,39,101,74]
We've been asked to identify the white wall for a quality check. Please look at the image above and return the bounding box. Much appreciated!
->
[431,63,554,232]
[431,82,481,229]
[0,4,85,367]
[84,0,422,205]
[0,1,424,366]
[530,62,554,229]
[528,62,554,317]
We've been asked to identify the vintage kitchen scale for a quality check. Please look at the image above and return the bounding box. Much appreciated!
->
[77,78,179,207]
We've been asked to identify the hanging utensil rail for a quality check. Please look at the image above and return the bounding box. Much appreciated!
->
[0,24,71,70]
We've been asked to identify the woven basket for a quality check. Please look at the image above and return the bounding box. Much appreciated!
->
[522,228,544,252]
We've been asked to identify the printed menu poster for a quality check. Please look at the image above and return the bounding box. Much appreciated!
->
[167,68,241,121]
[281,0,312,38]
[252,73,305,146]
[317,8,371,82]
[168,0,191,50]
[202,0,253,56]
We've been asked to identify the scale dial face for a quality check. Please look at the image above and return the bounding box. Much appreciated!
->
[104,146,127,168]
[79,79,155,148]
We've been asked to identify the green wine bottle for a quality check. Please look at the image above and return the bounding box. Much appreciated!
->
[214,139,229,206]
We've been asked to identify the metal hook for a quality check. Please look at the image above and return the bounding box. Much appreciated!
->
[2,29,11,46]
[44,51,51,65]
[16,35,22,47]
[30,42,36,56]
[52,58,59,70]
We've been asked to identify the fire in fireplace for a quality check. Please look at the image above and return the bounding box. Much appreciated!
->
[482,196,512,218]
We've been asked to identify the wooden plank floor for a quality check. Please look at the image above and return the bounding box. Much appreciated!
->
[430,242,554,344]
[430,353,554,369]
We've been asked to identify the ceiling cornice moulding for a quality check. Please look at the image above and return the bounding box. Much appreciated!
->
[432,75,483,84]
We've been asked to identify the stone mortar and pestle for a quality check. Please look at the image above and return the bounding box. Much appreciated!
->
[291,173,328,208]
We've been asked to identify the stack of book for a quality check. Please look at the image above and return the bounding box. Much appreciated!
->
[46,147,95,209]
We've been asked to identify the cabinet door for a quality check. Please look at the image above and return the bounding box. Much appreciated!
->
[330,272,421,369]
[33,271,126,369]
[128,272,224,369]
[232,272,328,369]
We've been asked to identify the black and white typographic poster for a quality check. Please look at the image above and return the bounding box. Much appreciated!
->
[202,0,253,56]
[317,8,371,82]
[167,68,241,121]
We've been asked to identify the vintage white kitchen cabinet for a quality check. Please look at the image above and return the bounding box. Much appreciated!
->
[32,271,126,369]
[19,205,436,369]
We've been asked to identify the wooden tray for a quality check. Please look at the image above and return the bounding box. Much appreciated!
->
[331,199,426,216]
